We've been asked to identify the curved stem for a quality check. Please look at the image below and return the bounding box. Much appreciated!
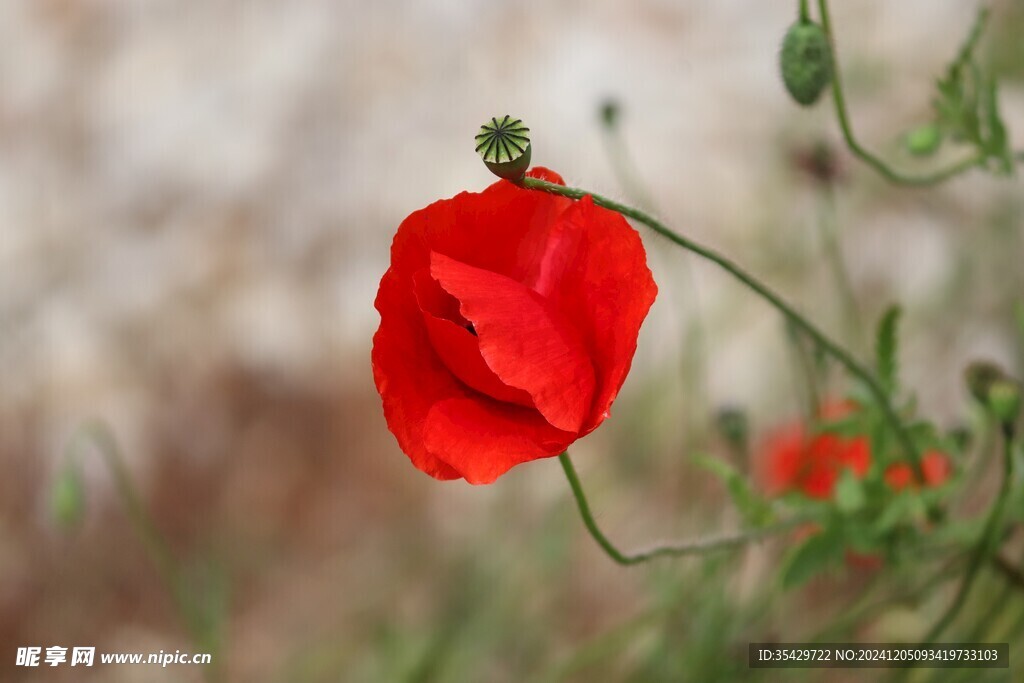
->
[67,420,179,592]
[817,0,985,186]
[558,452,803,565]
[925,424,1016,642]
[817,185,864,351]
[598,109,709,443]
[523,176,925,479]
[65,420,221,681]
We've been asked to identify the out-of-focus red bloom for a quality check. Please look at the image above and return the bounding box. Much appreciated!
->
[883,451,952,491]
[372,168,658,484]
[844,550,884,571]
[759,422,870,500]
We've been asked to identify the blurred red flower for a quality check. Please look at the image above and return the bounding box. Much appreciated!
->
[883,451,952,491]
[372,168,657,484]
[759,422,870,499]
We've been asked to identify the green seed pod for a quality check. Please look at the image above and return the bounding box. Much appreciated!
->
[716,406,749,452]
[965,361,1007,407]
[475,115,531,181]
[51,460,85,532]
[987,380,1021,426]
[599,98,620,129]
[905,124,942,156]
[779,21,833,106]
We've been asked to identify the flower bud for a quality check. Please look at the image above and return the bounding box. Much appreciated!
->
[905,124,942,156]
[779,21,833,106]
[475,115,531,181]
[965,361,1007,407]
[50,460,85,532]
[988,380,1021,426]
[599,98,620,129]
[716,406,749,452]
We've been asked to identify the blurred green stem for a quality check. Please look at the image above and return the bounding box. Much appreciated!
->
[817,184,864,350]
[523,176,926,480]
[66,420,221,682]
[784,320,822,421]
[558,452,802,565]
[598,107,708,443]
[798,0,810,23]
[598,110,658,212]
[926,424,1017,642]
[816,0,985,186]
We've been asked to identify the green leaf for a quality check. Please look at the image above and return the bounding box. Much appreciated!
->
[982,79,1013,174]
[781,526,844,589]
[693,455,773,527]
[874,493,916,534]
[932,8,992,150]
[834,471,866,514]
[875,305,901,396]
[816,414,866,438]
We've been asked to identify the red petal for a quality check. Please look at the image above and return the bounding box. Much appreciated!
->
[372,270,462,480]
[420,313,535,407]
[922,451,951,487]
[412,267,534,405]
[430,251,596,433]
[387,172,572,288]
[884,463,914,491]
[518,195,657,433]
[412,268,469,328]
[525,166,565,185]
[424,398,573,484]
[759,424,806,495]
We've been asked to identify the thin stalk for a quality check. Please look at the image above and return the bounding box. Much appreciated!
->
[558,452,803,565]
[817,184,864,350]
[925,424,1017,642]
[523,176,925,479]
[784,320,822,422]
[817,0,985,186]
[66,420,220,681]
[67,421,180,593]
[598,110,709,444]
[799,0,810,23]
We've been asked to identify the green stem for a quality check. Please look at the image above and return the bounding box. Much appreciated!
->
[925,424,1016,642]
[784,320,822,422]
[817,0,985,186]
[523,176,925,478]
[66,420,220,681]
[818,184,864,350]
[599,115,659,213]
[799,0,810,23]
[558,452,802,565]
[69,421,179,595]
[598,109,709,444]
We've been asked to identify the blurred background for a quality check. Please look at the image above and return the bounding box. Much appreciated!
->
[1,0,1022,681]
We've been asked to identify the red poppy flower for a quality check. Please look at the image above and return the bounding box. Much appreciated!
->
[759,421,871,500]
[883,451,952,491]
[372,168,657,484]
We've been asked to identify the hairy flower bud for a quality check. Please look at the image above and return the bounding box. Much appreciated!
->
[965,361,1007,407]
[475,115,531,181]
[780,21,833,106]
[988,380,1021,426]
